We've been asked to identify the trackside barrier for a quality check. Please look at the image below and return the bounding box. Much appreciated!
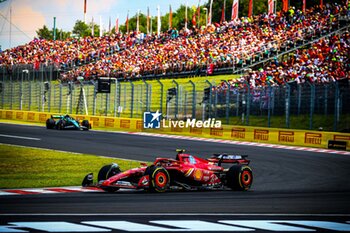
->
[0,110,349,151]
[0,110,143,132]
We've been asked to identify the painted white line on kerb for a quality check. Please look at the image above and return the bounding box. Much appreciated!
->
[9,222,110,232]
[0,191,18,196]
[0,134,41,141]
[0,186,139,196]
[3,220,350,232]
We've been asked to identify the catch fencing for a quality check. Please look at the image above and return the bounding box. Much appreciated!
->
[0,65,349,132]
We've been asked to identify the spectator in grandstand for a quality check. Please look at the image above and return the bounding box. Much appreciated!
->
[215,31,349,92]
[63,3,337,81]
[0,1,345,84]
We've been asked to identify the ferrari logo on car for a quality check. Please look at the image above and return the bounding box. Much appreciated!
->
[194,169,203,181]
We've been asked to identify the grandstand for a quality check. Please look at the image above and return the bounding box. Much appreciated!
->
[0,1,349,132]
[0,2,348,80]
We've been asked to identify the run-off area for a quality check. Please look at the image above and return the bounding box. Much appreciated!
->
[0,216,350,232]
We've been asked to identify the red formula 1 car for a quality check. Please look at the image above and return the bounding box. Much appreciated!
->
[82,150,253,193]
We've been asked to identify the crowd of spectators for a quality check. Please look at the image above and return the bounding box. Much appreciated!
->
[0,35,121,70]
[60,3,345,81]
[0,2,348,83]
[214,31,350,94]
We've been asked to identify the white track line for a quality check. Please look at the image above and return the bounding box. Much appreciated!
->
[0,134,41,140]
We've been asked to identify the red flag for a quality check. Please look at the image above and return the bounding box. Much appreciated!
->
[303,0,306,12]
[185,3,188,28]
[222,0,226,22]
[192,12,197,26]
[283,0,289,12]
[220,5,225,23]
[196,2,200,28]
[209,0,213,25]
[268,0,274,15]
[320,0,323,8]
[84,0,87,14]
[231,0,239,20]
[248,0,253,17]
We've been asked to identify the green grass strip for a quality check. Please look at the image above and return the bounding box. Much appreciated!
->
[0,144,149,189]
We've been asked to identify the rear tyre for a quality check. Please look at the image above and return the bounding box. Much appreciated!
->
[98,164,121,192]
[226,165,253,191]
[81,120,90,130]
[46,119,55,129]
[145,166,170,193]
[57,120,65,130]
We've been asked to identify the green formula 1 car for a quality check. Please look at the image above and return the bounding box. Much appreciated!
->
[46,115,91,130]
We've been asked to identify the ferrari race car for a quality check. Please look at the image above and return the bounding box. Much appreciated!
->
[82,150,253,192]
[46,115,91,130]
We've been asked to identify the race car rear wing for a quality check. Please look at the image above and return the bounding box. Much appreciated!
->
[51,115,64,119]
[207,153,250,166]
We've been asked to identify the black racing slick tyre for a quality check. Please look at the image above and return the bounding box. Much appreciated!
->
[98,164,121,182]
[98,163,121,193]
[145,166,170,193]
[81,120,90,130]
[57,120,65,130]
[46,119,55,129]
[226,165,253,191]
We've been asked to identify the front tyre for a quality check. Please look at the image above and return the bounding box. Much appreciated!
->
[226,165,253,191]
[98,163,121,192]
[46,119,55,129]
[146,166,170,193]
[81,120,90,130]
[57,120,66,130]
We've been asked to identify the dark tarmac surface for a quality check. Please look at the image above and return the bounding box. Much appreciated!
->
[0,123,349,232]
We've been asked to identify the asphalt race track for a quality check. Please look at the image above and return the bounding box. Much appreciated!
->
[0,122,350,232]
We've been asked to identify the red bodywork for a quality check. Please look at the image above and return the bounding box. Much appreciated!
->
[100,153,250,191]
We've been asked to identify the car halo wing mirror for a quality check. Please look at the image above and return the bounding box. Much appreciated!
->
[176,149,186,153]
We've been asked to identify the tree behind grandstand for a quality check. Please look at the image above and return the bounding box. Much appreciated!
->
[113,0,345,34]
[36,25,70,40]
[35,0,344,38]
[36,20,101,39]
